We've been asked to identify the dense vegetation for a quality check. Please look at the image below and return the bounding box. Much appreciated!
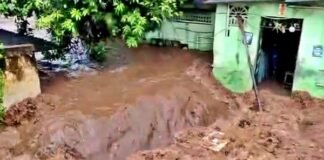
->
[0,0,185,61]
[0,44,4,121]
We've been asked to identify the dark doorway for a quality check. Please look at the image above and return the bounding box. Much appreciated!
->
[255,17,303,90]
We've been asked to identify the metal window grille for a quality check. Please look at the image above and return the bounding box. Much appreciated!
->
[228,5,249,26]
[171,13,212,24]
[316,70,324,87]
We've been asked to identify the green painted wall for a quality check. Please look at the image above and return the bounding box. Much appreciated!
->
[145,12,215,51]
[212,4,253,93]
[212,3,324,98]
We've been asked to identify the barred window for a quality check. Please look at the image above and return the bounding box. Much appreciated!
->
[228,5,249,26]
[171,13,212,24]
[316,70,324,87]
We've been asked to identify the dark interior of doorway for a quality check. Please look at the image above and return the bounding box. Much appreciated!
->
[255,17,303,91]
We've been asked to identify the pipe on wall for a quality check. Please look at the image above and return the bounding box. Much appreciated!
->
[288,5,324,10]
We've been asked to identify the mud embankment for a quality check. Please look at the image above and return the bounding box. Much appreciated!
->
[23,87,228,160]
[128,59,324,160]
[1,95,229,160]
[10,45,324,160]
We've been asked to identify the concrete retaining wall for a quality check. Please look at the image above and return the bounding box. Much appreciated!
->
[3,44,41,109]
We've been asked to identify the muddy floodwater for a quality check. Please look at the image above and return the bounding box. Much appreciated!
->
[3,45,324,160]
[0,45,230,160]
[41,46,225,117]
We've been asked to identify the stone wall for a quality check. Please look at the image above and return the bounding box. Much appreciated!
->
[3,44,41,109]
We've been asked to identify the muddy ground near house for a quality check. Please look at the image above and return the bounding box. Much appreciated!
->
[129,60,324,160]
[1,45,324,160]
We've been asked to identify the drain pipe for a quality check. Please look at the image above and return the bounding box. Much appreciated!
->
[225,3,230,37]
[237,16,263,112]
[288,5,324,10]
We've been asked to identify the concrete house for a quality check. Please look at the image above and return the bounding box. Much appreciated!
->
[3,44,40,108]
[146,0,324,98]
[207,0,324,98]
[1,29,53,108]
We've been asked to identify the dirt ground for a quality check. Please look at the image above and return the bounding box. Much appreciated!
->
[129,58,324,160]
[1,45,324,160]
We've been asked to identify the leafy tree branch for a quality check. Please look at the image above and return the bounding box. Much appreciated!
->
[0,0,185,61]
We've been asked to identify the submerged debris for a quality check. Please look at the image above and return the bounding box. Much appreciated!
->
[4,98,37,126]
[30,88,228,160]
[202,131,229,152]
[36,38,99,79]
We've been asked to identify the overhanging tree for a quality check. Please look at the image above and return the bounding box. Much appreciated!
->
[0,0,185,61]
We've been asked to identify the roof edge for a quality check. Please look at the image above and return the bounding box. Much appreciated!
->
[203,0,320,4]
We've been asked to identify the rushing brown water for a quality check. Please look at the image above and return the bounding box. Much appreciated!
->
[41,46,210,116]
[0,45,230,160]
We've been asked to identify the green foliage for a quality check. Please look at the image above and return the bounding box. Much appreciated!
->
[0,0,43,35]
[89,41,109,63]
[0,44,5,122]
[0,107,5,123]
[1,0,184,61]
[0,43,4,59]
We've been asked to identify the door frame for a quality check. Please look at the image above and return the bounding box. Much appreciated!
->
[254,16,304,89]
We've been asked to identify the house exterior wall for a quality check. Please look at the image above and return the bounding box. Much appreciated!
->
[212,3,324,98]
[4,45,41,108]
[145,12,215,51]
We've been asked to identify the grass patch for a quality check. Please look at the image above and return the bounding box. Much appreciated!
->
[0,44,5,123]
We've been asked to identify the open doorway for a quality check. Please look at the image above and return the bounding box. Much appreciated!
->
[255,17,303,91]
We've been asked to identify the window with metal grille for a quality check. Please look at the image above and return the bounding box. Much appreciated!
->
[171,13,212,24]
[228,5,249,26]
[316,70,324,87]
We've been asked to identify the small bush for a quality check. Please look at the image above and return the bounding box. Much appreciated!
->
[89,41,109,63]
[0,44,5,123]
